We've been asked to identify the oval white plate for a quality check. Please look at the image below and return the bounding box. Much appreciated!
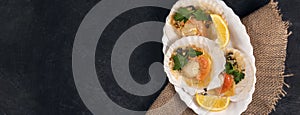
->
[162,0,257,114]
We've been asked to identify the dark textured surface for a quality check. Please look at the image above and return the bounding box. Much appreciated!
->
[0,0,98,114]
[270,0,300,115]
[0,0,298,114]
[223,0,270,17]
[94,6,169,111]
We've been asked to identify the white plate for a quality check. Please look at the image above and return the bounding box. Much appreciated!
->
[162,0,256,114]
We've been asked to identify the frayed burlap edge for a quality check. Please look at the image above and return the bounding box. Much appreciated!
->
[241,1,291,114]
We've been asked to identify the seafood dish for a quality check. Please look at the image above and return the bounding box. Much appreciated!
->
[162,0,256,114]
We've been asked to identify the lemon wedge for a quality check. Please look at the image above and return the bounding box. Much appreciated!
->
[195,93,230,112]
[210,14,230,48]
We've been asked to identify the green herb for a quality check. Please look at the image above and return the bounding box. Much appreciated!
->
[187,48,203,57]
[232,71,245,84]
[173,7,210,23]
[173,54,188,70]
[177,7,194,18]
[225,62,245,84]
[225,62,233,73]
[172,48,202,70]
[174,13,189,23]
[173,7,194,22]
[192,9,211,21]
[174,8,194,22]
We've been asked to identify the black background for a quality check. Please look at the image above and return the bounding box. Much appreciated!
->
[0,0,299,114]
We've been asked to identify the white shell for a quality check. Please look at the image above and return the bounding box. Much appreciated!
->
[225,48,254,102]
[164,36,225,96]
[162,0,256,114]
[163,0,225,53]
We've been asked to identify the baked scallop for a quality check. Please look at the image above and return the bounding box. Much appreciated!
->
[164,36,225,95]
[213,48,254,102]
[164,0,226,47]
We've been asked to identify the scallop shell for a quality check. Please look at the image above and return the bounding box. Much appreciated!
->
[225,48,255,102]
[164,36,225,95]
[163,0,226,53]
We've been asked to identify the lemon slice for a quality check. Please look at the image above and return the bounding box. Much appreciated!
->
[195,93,230,112]
[210,14,230,48]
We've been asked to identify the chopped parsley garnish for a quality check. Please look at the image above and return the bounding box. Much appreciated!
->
[192,9,211,21]
[174,7,193,22]
[173,54,188,70]
[225,62,245,84]
[187,48,203,57]
[172,48,203,70]
[173,7,210,23]
[174,13,189,23]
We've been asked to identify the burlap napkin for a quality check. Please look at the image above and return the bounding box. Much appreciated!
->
[147,1,290,115]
